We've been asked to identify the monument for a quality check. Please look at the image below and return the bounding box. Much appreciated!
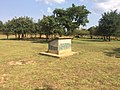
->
[40,37,77,58]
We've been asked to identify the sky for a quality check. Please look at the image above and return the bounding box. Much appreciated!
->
[0,0,120,28]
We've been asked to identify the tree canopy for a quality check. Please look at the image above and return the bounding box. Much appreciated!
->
[0,21,3,32]
[53,4,90,35]
[98,10,120,41]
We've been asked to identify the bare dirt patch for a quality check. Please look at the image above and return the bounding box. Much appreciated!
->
[8,60,36,66]
[0,74,8,84]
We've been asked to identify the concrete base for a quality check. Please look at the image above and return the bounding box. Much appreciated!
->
[40,51,78,58]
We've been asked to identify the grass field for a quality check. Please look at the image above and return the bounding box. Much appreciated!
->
[0,35,120,90]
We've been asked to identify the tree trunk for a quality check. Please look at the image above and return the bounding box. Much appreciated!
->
[22,33,24,38]
[30,34,33,38]
[7,35,9,39]
[35,34,37,38]
[90,35,93,39]
[103,36,106,41]
[46,34,48,39]
[39,34,42,39]
[25,34,27,37]
[15,33,17,38]
[46,34,49,41]
[108,36,111,41]
[18,34,21,39]
[59,34,62,37]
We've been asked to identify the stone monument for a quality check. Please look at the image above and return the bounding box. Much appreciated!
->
[40,37,77,58]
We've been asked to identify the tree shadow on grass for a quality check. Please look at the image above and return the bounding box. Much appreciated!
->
[104,48,120,58]
[32,39,47,44]
[80,39,105,42]
[0,38,19,40]
[0,38,48,44]
[73,39,104,45]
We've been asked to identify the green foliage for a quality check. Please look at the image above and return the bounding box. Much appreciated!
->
[0,20,3,32]
[40,15,57,39]
[7,17,35,38]
[0,4,91,39]
[53,4,90,35]
[88,26,99,39]
[73,29,89,37]
[9,16,35,38]
[98,10,120,41]
[37,19,43,38]
[2,20,13,39]
[114,24,120,37]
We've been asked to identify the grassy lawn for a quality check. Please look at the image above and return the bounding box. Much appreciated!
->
[0,35,120,90]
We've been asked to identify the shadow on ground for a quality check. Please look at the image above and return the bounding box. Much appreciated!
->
[104,48,120,58]
[0,38,48,43]
[32,39,47,43]
[80,39,105,42]
[73,39,105,45]
[0,38,20,40]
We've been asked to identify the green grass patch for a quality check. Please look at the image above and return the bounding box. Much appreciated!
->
[0,35,120,90]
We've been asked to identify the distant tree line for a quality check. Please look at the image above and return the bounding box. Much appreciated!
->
[88,10,120,41]
[0,4,90,40]
[76,10,120,41]
[0,4,120,41]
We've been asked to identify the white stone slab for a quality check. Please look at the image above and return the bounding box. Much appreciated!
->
[40,51,78,58]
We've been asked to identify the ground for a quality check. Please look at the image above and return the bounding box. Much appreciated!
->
[0,35,120,90]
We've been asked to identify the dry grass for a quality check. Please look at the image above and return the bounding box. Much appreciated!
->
[0,35,120,90]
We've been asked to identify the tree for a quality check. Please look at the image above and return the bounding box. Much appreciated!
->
[53,4,90,35]
[88,26,99,39]
[114,25,120,40]
[98,10,120,41]
[37,19,43,38]
[33,23,38,38]
[0,21,3,33]
[3,20,13,39]
[10,16,35,39]
[40,15,57,40]
[73,29,89,38]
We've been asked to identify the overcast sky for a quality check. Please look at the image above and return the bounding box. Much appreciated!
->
[0,0,120,28]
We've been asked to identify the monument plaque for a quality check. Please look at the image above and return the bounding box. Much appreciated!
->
[48,37,72,54]
[40,37,77,58]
